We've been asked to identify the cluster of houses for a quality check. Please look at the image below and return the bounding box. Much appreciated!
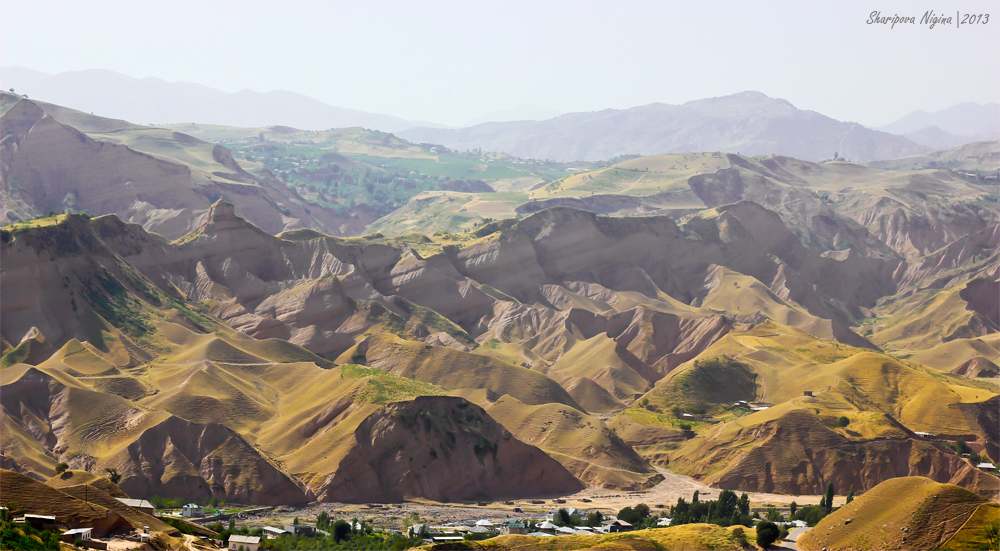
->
[8,499,158,550]
[413,508,647,542]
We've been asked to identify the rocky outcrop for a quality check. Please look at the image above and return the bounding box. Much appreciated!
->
[952,357,1000,378]
[315,396,583,502]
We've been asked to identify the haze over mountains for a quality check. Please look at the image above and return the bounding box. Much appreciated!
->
[4,68,997,165]
[0,67,443,133]
[880,102,1000,138]
[878,103,1000,151]
[400,92,932,162]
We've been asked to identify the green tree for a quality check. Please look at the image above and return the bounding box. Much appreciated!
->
[617,506,640,524]
[738,493,750,516]
[838,416,850,427]
[332,520,351,543]
[692,490,700,504]
[293,516,299,526]
[756,521,781,548]
[824,482,835,513]
[846,485,855,504]
[633,503,650,519]
[104,468,122,485]
[717,489,738,519]
[555,508,575,527]
[789,501,797,517]
[586,511,603,527]
[55,463,70,474]
[317,511,330,530]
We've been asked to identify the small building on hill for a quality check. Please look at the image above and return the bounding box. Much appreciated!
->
[283,524,316,536]
[22,514,58,531]
[601,519,632,533]
[263,526,288,539]
[499,520,527,535]
[115,498,155,516]
[976,462,997,471]
[228,534,261,551]
[61,528,93,542]
[181,503,204,518]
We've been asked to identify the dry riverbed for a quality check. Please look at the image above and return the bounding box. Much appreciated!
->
[231,468,845,531]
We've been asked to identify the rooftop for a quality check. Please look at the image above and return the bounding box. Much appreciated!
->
[116,498,154,509]
[229,535,261,544]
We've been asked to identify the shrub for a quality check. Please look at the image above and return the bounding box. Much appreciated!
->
[732,527,748,547]
[838,416,850,427]
[756,521,780,548]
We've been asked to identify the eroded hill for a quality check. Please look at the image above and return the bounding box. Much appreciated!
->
[0,93,330,239]
[2,198,996,503]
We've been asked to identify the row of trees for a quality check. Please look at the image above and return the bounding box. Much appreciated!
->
[669,489,752,527]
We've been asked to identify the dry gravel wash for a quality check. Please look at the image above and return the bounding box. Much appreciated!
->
[234,468,845,530]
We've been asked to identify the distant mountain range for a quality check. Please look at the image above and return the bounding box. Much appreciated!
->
[880,102,1000,137]
[877,102,1000,151]
[3,68,993,163]
[399,92,929,162]
[463,104,564,127]
[0,67,443,133]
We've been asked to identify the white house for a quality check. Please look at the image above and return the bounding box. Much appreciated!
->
[228,534,261,551]
[977,462,997,471]
[181,503,204,518]
[263,526,288,539]
[61,528,92,542]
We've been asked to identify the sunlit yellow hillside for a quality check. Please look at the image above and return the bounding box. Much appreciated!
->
[798,477,993,551]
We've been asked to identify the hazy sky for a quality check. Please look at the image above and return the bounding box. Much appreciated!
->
[2,0,997,126]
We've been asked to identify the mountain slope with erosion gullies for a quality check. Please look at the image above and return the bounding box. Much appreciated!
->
[2,197,995,500]
[613,322,999,498]
[513,152,998,261]
[0,93,332,239]
[0,214,583,502]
